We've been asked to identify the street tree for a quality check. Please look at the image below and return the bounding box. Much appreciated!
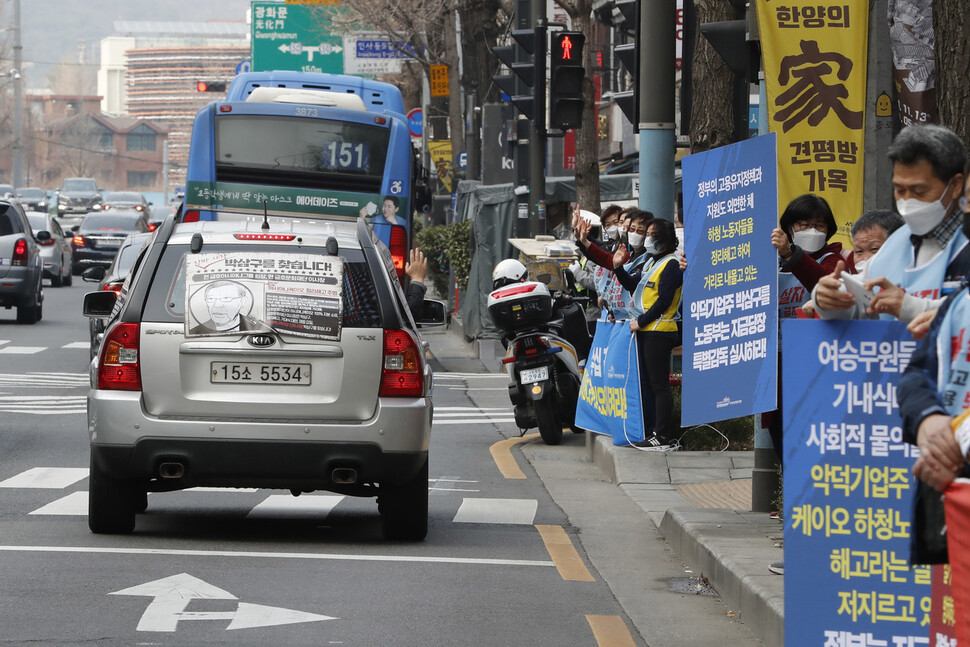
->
[550,0,600,213]
[934,0,970,143]
[685,0,735,152]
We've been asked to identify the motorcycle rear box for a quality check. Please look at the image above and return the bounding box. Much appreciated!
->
[487,281,553,330]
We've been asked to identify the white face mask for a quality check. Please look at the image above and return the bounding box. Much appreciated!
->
[605,225,619,240]
[792,229,826,254]
[627,232,645,248]
[642,238,659,255]
[854,258,868,275]
[896,180,954,235]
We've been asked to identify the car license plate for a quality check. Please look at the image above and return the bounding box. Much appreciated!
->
[211,362,311,386]
[98,238,121,247]
[519,366,549,385]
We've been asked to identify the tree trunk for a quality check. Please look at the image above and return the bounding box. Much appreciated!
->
[934,0,970,142]
[572,10,601,213]
[459,0,507,106]
[687,0,735,152]
[443,8,466,177]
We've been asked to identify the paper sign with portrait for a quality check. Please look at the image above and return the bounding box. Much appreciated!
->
[184,252,343,340]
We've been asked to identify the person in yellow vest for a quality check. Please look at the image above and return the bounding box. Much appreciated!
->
[576,216,683,449]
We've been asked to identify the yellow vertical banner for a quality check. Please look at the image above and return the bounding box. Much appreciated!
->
[756,1,869,245]
[427,141,453,193]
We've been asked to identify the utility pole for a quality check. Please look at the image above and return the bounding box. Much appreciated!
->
[12,0,24,189]
[638,0,676,220]
[528,0,547,237]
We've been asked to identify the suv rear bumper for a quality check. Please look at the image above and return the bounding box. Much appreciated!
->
[87,390,431,493]
[92,440,428,493]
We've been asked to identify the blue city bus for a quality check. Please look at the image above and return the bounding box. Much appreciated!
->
[182,71,429,276]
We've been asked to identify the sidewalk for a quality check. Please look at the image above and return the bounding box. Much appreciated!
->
[424,321,785,646]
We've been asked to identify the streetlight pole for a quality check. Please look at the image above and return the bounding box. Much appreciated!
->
[12,0,23,189]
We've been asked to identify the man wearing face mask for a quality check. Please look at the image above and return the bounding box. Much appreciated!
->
[771,194,851,319]
[814,124,970,322]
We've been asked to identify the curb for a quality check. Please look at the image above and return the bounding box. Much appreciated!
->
[589,433,785,646]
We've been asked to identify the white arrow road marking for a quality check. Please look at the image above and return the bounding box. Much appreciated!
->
[110,573,335,632]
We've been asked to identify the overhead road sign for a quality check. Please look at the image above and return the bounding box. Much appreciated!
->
[251,1,343,73]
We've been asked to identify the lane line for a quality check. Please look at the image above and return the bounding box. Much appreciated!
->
[489,433,538,479]
[535,525,595,582]
[586,615,637,647]
[0,467,89,489]
[0,545,555,568]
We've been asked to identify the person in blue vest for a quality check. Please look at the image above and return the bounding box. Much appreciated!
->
[814,124,970,322]
[576,216,683,449]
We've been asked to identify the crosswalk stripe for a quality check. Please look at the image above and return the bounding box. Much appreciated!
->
[30,491,87,516]
[434,419,515,426]
[60,342,89,349]
[0,347,45,354]
[246,494,345,519]
[435,407,510,412]
[0,467,89,489]
[453,498,538,525]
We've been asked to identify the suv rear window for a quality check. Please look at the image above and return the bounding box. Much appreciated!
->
[0,205,25,236]
[142,243,383,329]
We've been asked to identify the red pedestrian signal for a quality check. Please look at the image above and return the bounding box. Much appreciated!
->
[549,31,586,130]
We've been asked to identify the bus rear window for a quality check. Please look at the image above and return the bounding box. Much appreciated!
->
[214,115,389,190]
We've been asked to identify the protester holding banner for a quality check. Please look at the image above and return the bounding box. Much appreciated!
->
[577,217,683,449]
[814,124,970,323]
[772,194,852,319]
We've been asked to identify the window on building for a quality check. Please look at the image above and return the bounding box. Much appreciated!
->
[127,171,156,188]
[127,125,156,151]
[98,129,113,150]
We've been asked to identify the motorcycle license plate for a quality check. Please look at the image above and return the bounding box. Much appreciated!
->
[519,366,549,385]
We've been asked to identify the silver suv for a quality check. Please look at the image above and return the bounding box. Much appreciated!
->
[83,215,443,540]
[0,199,44,323]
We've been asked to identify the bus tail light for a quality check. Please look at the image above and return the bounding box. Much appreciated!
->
[98,323,142,391]
[379,329,423,397]
[389,225,407,280]
[182,210,200,222]
[11,238,28,265]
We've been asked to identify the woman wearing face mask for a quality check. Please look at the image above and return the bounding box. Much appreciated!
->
[771,194,851,319]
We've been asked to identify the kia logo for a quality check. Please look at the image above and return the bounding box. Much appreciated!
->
[248,335,276,347]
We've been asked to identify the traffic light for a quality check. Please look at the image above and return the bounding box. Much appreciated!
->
[492,29,544,121]
[608,0,639,126]
[196,80,227,93]
[548,31,585,130]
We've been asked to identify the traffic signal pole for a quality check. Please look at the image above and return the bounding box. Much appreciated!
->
[638,0,676,220]
[529,1,547,237]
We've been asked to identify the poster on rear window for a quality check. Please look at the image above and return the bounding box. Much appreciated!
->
[184,252,343,340]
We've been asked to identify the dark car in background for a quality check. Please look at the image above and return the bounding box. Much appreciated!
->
[101,191,152,220]
[71,210,150,274]
[26,211,73,287]
[16,187,50,212]
[83,232,152,358]
[56,177,102,225]
[0,199,44,323]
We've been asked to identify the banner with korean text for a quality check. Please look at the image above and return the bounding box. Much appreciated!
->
[681,133,778,426]
[756,0,869,245]
[575,319,648,446]
[782,319,928,646]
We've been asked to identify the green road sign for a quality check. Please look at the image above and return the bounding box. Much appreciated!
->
[251,2,344,73]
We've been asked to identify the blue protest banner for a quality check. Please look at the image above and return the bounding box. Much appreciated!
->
[782,319,926,646]
[575,320,648,446]
[681,133,778,426]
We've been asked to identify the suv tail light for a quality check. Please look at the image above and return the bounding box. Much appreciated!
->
[379,329,423,397]
[98,322,141,391]
[11,238,28,266]
[73,235,85,247]
[389,225,407,280]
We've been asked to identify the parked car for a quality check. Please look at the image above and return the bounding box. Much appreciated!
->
[82,232,152,358]
[101,191,152,220]
[25,211,73,287]
[71,209,150,274]
[81,215,446,537]
[15,187,49,212]
[0,199,44,323]
[56,177,102,222]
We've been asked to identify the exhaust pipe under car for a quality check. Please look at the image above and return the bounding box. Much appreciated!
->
[158,462,185,479]
[331,468,357,485]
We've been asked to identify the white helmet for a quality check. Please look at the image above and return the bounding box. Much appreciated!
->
[492,258,528,290]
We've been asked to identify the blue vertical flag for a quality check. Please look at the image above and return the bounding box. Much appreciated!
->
[681,133,779,426]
